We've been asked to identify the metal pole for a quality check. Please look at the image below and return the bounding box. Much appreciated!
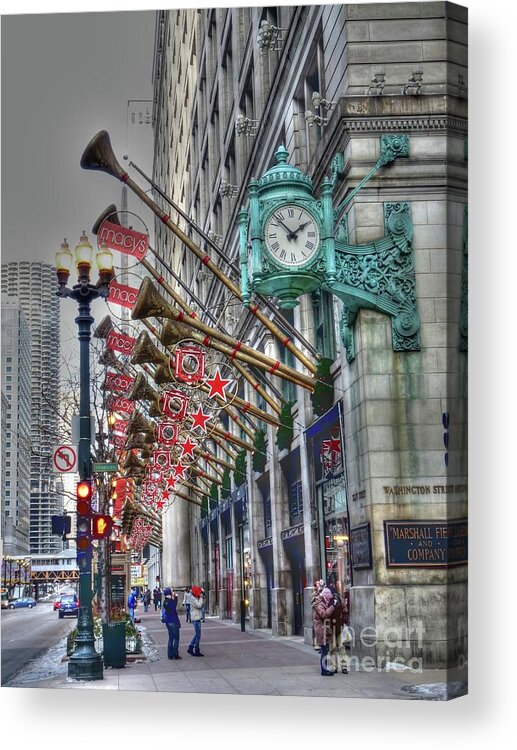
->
[68,293,103,681]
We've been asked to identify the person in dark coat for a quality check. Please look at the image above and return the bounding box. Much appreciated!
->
[328,585,349,674]
[311,584,336,676]
[162,588,181,660]
[153,587,162,611]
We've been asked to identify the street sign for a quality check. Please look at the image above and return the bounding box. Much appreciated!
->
[93,462,119,473]
[52,445,78,473]
[72,415,96,445]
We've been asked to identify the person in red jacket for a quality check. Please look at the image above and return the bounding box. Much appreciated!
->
[187,585,205,657]
[312,584,336,676]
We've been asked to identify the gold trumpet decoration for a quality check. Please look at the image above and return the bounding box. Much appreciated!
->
[129,372,159,403]
[130,331,169,367]
[92,205,283,416]
[81,131,317,375]
[132,277,314,391]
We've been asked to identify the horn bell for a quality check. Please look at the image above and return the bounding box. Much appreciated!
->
[80,130,126,180]
[130,331,169,366]
[94,315,114,339]
[129,373,159,402]
[159,319,192,346]
[92,203,121,236]
[132,277,177,323]
[127,409,152,436]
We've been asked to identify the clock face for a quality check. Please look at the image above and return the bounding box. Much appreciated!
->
[264,205,320,268]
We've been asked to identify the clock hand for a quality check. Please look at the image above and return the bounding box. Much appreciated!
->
[274,216,296,240]
[291,220,311,239]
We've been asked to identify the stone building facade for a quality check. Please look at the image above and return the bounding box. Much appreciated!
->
[151,3,468,668]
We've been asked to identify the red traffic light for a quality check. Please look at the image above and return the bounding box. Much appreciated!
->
[77,481,92,501]
[92,514,114,539]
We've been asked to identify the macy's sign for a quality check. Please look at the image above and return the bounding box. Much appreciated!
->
[99,220,148,261]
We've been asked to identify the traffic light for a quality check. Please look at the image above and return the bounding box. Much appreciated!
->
[92,514,114,539]
[76,480,93,571]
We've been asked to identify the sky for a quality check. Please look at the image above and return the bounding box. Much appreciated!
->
[1,9,155,268]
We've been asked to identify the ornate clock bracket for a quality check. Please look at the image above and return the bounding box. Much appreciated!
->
[323,201,420,363]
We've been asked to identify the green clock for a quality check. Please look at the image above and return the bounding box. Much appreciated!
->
[264,204,320,268]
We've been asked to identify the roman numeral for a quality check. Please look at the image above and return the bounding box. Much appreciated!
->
[279,249,287,260]
[305,241,314,250]
[277,212,285,221]
[308,231,316,238]
[271,241,280,251]
[288,208,295,218]
[298,211,303,219]
[290,252,297,261]
[268,232,277,239]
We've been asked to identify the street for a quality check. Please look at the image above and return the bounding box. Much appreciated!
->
[1,602,76,685]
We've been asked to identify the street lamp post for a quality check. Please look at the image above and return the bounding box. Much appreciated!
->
[55,233,114,681]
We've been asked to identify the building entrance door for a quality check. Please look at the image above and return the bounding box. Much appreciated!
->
[283,534,306,636]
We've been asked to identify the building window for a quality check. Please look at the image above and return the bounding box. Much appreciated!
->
[289,480,303,525]
[313,291,336,360]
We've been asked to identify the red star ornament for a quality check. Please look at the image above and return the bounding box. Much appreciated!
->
[165,476,177,491]
[190,406,211,433]
[205,368,232,400]
[180,436,196,458]
[173,462,187,479]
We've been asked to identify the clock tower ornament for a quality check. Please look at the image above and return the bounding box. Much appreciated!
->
[239,145,336,309]
[239,136,421,362]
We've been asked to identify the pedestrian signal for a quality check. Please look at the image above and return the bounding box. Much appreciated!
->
[92,514,114,539]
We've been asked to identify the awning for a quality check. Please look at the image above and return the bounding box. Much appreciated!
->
[304,402,340,439]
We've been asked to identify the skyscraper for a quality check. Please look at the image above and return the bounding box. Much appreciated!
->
[1,262,62,554]
[1,296,32,555]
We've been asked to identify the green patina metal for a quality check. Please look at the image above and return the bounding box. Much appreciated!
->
[459,205,468,352]
[329,201,419,363]
[240,135,420,360]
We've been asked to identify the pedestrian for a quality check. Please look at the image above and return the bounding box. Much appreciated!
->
[311,579,324,650]
[153,587,160,611]
[183,586,191,623]
[127,587,137,622]
[187,585,204,657]
[143,588,151,613]
[162,588,182,660]
[157,587,162,609]
[328,584,349,674]
[311,582,336,676]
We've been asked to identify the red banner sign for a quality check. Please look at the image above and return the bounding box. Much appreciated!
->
[110,434,127,449]
[104,371,134,394]
[106,330,136,355]
[107,396,136,415]
[108,281,140,310]
[114,420,129,435]
[99,220,149,261]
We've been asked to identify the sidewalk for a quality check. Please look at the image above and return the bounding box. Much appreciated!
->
[6,609,467,699]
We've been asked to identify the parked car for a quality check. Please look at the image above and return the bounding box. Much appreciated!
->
[8,597,37,609]
[58,594,79,618]
[53,595,63,611]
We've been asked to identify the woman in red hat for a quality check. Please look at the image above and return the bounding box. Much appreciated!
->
[187,585,204,657]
